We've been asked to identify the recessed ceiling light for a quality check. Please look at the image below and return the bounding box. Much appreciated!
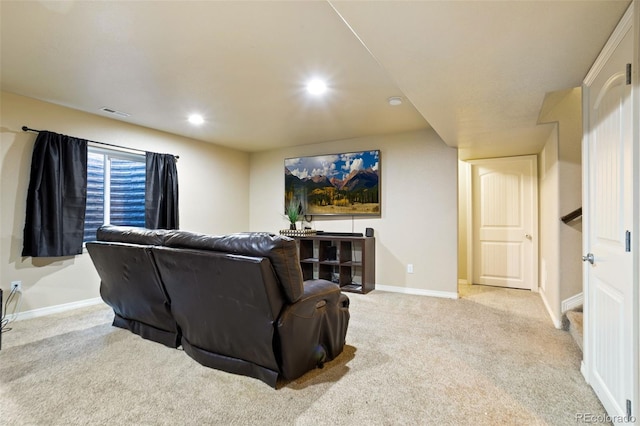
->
[388,96,403,106]
[306,79,327,95]
[188,114,204,125]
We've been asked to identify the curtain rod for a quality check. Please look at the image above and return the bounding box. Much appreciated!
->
[21,126,179,159]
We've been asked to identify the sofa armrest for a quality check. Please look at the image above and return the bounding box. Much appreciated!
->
[276,279,350,381]
[286,279,343,317]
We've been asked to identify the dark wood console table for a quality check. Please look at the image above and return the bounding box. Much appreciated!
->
[294,235,375,294]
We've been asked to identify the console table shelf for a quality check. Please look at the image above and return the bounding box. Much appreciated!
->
[294,235,375,294]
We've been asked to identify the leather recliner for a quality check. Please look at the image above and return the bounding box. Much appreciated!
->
[86,227,179,347]
[86,226,350,387]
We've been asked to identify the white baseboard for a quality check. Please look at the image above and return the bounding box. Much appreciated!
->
[561,292,584,313]
[11,297,104,322]
[375,285,459,300]
[538,288,562,329]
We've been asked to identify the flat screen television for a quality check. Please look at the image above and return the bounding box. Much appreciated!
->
[285,150,380,216]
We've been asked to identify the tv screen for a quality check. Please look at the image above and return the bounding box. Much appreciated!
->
[285,150,380,216]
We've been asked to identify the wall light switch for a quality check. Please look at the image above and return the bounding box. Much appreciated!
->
[407,264,414,274]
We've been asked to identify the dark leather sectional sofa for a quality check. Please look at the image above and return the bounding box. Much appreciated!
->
[86,225,350,387]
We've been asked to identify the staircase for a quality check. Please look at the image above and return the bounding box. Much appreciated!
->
[563,306,583,352]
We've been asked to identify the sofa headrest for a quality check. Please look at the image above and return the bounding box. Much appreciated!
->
[96,225,173,246]
[164,231,304,303]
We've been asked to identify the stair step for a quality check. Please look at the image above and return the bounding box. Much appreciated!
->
[565,310,583,352]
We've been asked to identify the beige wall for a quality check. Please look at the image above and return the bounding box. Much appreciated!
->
[0,91,250,314]
[249,129,459,295]
[538,127,561,324]
[554,90,583,303]
[537,87,583,324]
[538,88,583,305]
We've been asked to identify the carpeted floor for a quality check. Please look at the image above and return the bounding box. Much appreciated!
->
[0,285,608,425]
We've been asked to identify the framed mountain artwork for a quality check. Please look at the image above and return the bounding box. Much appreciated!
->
[285,150,380,216]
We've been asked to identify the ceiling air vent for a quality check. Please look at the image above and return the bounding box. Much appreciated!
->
[99,107,130,117]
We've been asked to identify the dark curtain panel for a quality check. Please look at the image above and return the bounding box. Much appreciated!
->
[145,152,179,229]
[22,131,88,257]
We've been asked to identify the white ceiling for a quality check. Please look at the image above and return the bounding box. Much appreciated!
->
[0,1,630,158]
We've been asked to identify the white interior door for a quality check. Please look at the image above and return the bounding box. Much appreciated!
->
[583,9,635,420]
[471,156,538,290]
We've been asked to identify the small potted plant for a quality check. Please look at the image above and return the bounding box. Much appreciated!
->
[285,199,300,230]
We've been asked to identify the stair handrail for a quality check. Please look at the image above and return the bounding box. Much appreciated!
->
[561,207,582,224]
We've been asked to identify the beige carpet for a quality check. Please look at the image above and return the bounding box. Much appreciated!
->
[0,285,607,425]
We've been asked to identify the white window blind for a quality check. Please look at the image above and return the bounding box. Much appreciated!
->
[83,147,146,243]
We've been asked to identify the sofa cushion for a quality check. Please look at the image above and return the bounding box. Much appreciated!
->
[86,241,180,347]
[152,247,284,379]
[97,225,172,246]
[164,231,304,303]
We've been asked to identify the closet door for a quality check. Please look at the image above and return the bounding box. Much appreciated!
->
[471,155,538,290]
[582,5,636,420]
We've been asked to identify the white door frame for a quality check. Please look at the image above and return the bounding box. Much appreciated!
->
[466,155,538,292]
[459,160,474,286]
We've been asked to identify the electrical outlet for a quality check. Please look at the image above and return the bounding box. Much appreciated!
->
[407,264,414,274]
[11,280,22,292]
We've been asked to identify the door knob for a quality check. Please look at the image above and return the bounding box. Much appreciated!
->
[582,253,594,265]
[525,234,532,240]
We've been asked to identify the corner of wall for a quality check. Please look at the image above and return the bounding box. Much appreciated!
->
[1,92,251,314]
[248,129,459,295]
[539,287,563,329]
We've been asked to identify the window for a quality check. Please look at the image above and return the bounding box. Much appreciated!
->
[83,147,146,243]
